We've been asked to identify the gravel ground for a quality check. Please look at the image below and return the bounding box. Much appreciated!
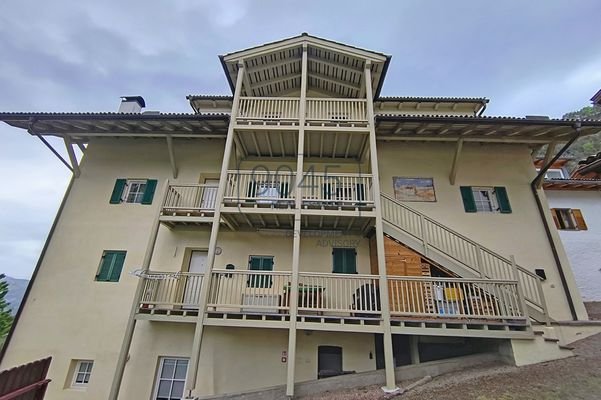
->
[302,332,601,400]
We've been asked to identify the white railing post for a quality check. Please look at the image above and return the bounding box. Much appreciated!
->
[510,255,530,323]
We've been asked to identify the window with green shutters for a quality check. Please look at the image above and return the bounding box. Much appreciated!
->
[109,179,157,205]
[460,186,512,214]
[247,255,274,288]
[96,251,126,282]
[332,248,357,274]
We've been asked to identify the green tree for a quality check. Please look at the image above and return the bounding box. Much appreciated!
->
[562,105,601,171]
[0,274,14,347]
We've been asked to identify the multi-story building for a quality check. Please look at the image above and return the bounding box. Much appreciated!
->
[1,34,601,400]
[536,154,601,302]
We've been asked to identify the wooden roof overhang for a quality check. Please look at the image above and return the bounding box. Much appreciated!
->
[375,115,601,145]
[543,179,601,191]
[0,112,230,141]
[219,33,390,99]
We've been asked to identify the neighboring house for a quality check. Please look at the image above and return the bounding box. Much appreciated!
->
[1,34,601,400]
[536,154,601,301]
[591,89,601,106]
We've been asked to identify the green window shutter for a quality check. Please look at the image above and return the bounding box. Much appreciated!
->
[248,256,273,288]
[333,248,357,274]
[141,179,157,205]
[108,252,126,282]
[110,179,127,204]
[460,186,477,213]
[96,251,126,282]
[332,249,344,273]
[494,187,512,213]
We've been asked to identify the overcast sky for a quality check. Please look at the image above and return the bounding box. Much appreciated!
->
[1,0,600,279]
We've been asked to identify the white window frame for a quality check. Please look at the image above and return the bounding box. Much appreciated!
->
[71,360,93,388]
[472,187,499,213]
[152,357,189,400]
[123,179,147,204]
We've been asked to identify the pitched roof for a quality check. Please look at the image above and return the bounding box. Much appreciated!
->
[591,89,601,105]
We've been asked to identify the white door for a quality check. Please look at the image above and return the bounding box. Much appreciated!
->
[183,251,207,308]
[201,179,219,209]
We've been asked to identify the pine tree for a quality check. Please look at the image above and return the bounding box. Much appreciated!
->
[0,274,14,347]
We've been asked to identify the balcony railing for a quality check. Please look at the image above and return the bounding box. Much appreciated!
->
[162,184,217,215]
[297,272,380,316]
[139,271,204,309]
[387,276,526,320]
[300,172,373,208]
[238,97,300,121]
[224,170,296,205]
[207,269,293,313]
[236,97,368,124]
[306,98,367,122]
[137,271,527,323]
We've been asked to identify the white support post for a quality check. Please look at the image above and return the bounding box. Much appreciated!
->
[108,180,170,400]
[286,43,308,398]
[185,61,246,397]
[364,61,399,393]
[166,134,178,179]
[449,138,463,185]
[64,136,80,177]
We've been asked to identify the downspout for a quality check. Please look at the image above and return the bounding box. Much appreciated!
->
[530,122,581,321]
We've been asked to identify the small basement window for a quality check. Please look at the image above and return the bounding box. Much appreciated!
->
[71,360,93,388]
[551,208,588,231]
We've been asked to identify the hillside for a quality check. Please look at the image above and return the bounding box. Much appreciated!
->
[4,276,29,316]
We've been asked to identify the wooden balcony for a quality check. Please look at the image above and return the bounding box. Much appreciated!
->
[135,270,530,337]
[159,184,217,226]
[236,97,368,128]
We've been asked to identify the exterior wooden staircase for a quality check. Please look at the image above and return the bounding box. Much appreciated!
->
[380,193,550,324]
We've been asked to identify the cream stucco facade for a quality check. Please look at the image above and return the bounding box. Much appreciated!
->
[0,34,598,400]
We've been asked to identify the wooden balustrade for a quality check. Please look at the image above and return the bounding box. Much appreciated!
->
[300,172,373,207]
[387,276,525,320]
[381,193,547,319]
[136,270,526,323]
[306,98,367,122]
[297,272,380,316]
[139,271,204,309]
[207,269,292,313]
[235,97,368,124]
[224,170,296,204]
[237,97,300,121]
[162,184,217,214]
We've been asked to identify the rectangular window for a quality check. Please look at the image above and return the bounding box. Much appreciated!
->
[96,251,126,282]
[153,358,188,400]
[124,180,147,203]
[472,187,498,212]
[109,178,157,205]
[72,360,93,387]
[551,208,588,231]
[460,186,512,214]
[248,256,274,288]
[332,248,357,274]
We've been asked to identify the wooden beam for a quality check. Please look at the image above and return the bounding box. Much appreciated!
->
[63,136,80,177]
[166,135,178,179]
[449,139,464,185]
